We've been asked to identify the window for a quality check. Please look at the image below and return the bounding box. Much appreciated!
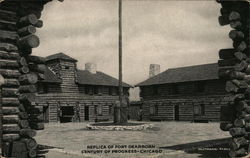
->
[94,86,99,94]
[85,86,93,95]
[194,104,205,116]
[150,104,158,115]
[195,82,205,93]
[97,105,102,115]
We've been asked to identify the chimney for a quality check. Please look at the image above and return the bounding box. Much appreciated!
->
[149,64,160,78]
[85,63,97,74]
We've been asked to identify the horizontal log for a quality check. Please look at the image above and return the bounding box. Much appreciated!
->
[19,48,32,56]
[18,104,26,112]
[0,69,21,78]
[2,98,20,106]
[19,112,28,119]
[26,55,46,64]
[29,64,46,73]
[19,120,29,128]
[19,73,38,84]
[28,149,37,158]
[0,30,18,43]
[0,51,19,60]
[0,43,18,52]
[36,149,48,155]
[18,14,38,27]
[21,138,37,150]
[3,115,19,124]
[2,134,20,142]
[229,11,241,21]
[17,25,36,36]
[19,93,36,104]
[29,122,44,130]
[0,19,16,31]
[27,106,43,114]
[0,9,17,22]
[18,57,27,66]
[235,100,248,112]
[234,60,249,72]
[218,49,235,59]
[234,52,247,61]
[18,85,37,93]
[2,107,19,115]
[19,66,30,74]
[2,88,19,97]
[37,73,45,80]
[220,122,233,131]
[225,80,248,93]
[218,15,229,26]
[20,129,37,138]
[0,59,19,69]
[17,34,40,49]
[2,78,20,87]
[29,114,44,122]
[229,128,247,137]
[3,124,20,133]
[218,58,238,67]
[230,20,242,30]
[233,41,247,52]
[18,8,42,20]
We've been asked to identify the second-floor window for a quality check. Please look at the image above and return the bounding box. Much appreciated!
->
[150,104,158,115]
[194,104,205,116]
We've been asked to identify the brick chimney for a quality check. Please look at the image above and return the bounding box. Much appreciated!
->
[85,63,97,74]
[149,64,160,78]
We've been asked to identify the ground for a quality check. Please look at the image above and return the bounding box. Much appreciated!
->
[35,121,231,158]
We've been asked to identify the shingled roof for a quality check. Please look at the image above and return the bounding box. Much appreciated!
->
[46,53,77,62]
[40,67,62,83]
[136,63,218,87]
[76,70,131,87]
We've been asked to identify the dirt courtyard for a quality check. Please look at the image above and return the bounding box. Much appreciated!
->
[35,121,231,158]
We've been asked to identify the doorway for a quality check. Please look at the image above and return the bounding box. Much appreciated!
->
[85,106,89,121]
[60,106,74,123]
[174,105,179,121]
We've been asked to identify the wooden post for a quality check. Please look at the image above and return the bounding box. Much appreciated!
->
[0,74,4,156]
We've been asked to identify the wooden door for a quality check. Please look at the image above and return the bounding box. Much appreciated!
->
[174,105,179,121]
[84,106,89,121]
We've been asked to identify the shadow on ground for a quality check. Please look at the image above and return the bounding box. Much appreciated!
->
[160,137,231,158]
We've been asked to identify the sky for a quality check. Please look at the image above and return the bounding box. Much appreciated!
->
[34,0,232,100]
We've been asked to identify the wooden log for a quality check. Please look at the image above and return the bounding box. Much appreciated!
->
[2,88,19,97]
[27,106,43,114]
[2,107,19,115]
[0,30,18,43]
[18,8,42,20]
[29,122,44,130]
[26,55,46,64]
[218,49,235,59]
[218,15,229,26]
[220,122,233,131]
[2,98,20,106]
[21,138,37,150]
[17,34,40,49]
[0,43,18,52]
[28,149,37,158]
[233,41,247,52]
[37,73,45,80]
[17,25,36,36]
[18,56,28,66]
[233,94,245,102]
[230,20,242,30]
[3,124,20,133]
[230,137,248,150]
[29,114,44,122]
[235,100,248,112]
[36,149,48,155]
[19,48,32,56]
[29,64,46,73]
[229,148,246,158]
[18,14,38,27]
[19,73,38,84]
[0,69,21,78]
[19,112,28,119]
[0,51,19,60]
[0,19,16,31]
[229,30,244,40]
[18,120,29,128]
[3,115,19,124]
[234,60,249,72]
[2,134,20,142]
[229,128,247,137]
[18,85,37,93]
[0,59,19,69]
[234,119,245,127]
[19,66,30,74]
[229,11,241,21]
[20,129,37,138]
[0,9,17,22]
[225,80,248,93]
[218,58,238,67]
[19,93,36,103]
[234,52,247,61]
[2,78,20,87]
[33,20,43,28]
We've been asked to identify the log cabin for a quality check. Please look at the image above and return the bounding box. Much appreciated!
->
[35,53,131,123]
[136,63,232,122]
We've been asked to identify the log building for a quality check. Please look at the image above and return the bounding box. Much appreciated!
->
[136,63,231,122]
[36,53,131,123]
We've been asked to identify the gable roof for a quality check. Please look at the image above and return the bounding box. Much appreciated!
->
[136,63,218,87]
[46,53,77,62]
[76,70,131,87]
[40,67,62,83]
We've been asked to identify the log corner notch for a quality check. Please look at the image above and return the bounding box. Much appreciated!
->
[0,0,62,157]
[217,0,250,158]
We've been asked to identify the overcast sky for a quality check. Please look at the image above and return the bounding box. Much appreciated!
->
[34,0,232,100]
